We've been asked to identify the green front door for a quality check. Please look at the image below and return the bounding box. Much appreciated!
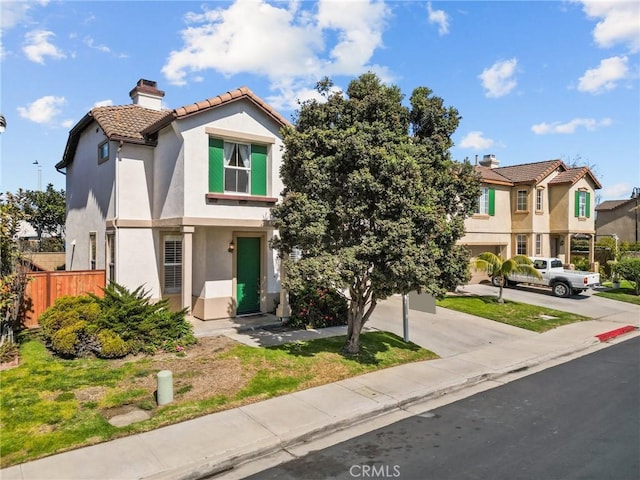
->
[236,237,261,315]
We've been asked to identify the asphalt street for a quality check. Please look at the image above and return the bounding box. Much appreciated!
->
[244,336,640,480]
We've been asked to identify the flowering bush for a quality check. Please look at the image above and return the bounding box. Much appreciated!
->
[288,286,347,329]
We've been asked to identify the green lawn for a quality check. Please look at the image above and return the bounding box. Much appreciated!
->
[436,295,591,332]
[594,281,640,306]
[0,331,436,468]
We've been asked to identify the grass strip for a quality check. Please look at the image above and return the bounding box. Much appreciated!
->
[436,295,591,332]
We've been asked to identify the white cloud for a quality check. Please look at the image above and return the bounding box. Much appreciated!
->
[601,182,633,200]
[162,0,389,110]
[577,55,628,94]
[0,1,37,30]
[427,2,449,36]
[478,58,518,98]
[531,117,612,135]
[93,99,113,108]
[23,30,66,64]
[17,95,66,124]
[577,0,640,53]
[460,131,495,150]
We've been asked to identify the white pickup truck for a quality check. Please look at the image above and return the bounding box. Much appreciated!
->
[492,257,600,297]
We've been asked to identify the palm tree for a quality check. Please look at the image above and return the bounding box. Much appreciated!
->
[471,253,541,303]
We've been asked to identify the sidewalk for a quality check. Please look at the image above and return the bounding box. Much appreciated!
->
[2,303,638,480]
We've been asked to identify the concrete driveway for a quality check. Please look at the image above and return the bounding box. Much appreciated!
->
[460,282,640,326]
[367,295,538,358]
[366,283,639,359]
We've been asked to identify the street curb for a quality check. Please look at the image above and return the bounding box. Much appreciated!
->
[595,325,638,342]
[141,338,607,480]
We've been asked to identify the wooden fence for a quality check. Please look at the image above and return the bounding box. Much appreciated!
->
[23,270,106,328]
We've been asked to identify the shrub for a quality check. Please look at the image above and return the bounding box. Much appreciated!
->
[97,330,129,358]
[50,320,100,358]
[289,286,348,329]
[613,258,640,295]
[572,257,590,272]
[40,282,195,358]
[39,295,100,342]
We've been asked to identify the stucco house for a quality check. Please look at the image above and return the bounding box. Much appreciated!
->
[461,154,602,267]
[56,79,287,320]
[595,190,640,245]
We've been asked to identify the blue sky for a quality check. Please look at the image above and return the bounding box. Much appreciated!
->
[1,0,638,202]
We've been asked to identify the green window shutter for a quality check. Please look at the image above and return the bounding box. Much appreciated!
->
[251,144,267,196]
[586,192,591,218]
[488,188,495,216]
[208,138,224,193]
[574,191,580,217]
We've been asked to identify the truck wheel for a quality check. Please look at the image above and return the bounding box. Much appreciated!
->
[491,276,503,287]
[552,282,570,298]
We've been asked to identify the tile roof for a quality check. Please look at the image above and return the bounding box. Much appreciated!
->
[475,159,602,189]
[595,198,635,211]
[548,166,602,189]
[474,166,513,185]
[492,159,565,184]
[92,105,171,143]
[57,86,288,170]
[144,87,290,134]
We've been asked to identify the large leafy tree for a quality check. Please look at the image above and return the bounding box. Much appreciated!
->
[22,183,66,249]
[271,73,480,353]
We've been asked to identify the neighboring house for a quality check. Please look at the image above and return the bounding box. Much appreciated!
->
[461,155,602,267]
[595,190,640,245]
[56,79,288,320]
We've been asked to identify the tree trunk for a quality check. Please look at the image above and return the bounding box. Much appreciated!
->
[344,299,364,354]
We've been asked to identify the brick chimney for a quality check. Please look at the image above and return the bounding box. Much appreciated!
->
[129,79,164,111]
[479,154,500,168]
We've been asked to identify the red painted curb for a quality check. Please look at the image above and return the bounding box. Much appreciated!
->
[595,325,638,342]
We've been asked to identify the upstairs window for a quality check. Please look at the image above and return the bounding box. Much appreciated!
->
[209,138,267,196]
[476,187,495,216]
[516,190,528,211]
[98,141,109,164]
[224,142,251,193]
[536,188,544,212]
[575,190,591,218]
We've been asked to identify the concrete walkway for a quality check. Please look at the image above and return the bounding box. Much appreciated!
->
[2,290,638,480]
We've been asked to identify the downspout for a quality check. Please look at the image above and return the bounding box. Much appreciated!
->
[113,140,123,282]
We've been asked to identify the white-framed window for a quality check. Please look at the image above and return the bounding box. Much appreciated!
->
[163,235,182,294]
[535,234,542,255]
[516,234,527,255]
[106,232,115,282]
[89,232,97,270]
[477,187,489,214]
[536,188,544,212]
[224,142,251,193]
[516,190,528,211]
[98,141,109,164]
[578,191,587,217]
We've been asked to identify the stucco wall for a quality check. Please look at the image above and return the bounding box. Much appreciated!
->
[117,227,161,299]
[65,122,114,270]
[178,101,285,220]
[117,144,155,220]
[596,200,639,243]
[461,185,511,255]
